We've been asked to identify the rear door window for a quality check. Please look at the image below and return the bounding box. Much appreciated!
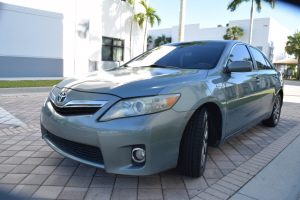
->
[249,47,270,70]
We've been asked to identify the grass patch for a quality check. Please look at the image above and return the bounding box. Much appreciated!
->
[290,78,300,81]
[0,80,63,88]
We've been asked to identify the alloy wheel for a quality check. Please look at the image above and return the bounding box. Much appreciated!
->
[273,96,281,124]
[200,115,208,167]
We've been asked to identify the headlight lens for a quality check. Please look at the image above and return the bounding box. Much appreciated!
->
[50,85,56,102]
[99,94,180,121]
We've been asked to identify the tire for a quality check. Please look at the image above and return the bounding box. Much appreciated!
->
[262,94,282,127]
[177,107,209,177]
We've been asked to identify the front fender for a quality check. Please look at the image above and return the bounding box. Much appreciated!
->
[159,77,227,142]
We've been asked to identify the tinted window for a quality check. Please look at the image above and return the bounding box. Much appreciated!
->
[227,45,252,66]
[125,41,226,69]
[249,47,270,70]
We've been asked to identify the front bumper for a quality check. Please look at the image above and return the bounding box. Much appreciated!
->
[41,97,194,176]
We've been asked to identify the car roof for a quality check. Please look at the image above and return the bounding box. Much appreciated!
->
[165,40,249,47]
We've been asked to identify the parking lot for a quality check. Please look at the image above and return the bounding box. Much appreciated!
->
[0,80,299,200]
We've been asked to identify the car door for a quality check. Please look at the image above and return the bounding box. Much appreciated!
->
[248,47,279,119]
[223,44,261,137]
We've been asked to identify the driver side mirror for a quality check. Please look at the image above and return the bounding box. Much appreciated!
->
[227,61,253,73]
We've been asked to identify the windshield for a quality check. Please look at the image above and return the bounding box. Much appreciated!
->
[124,41,226,69]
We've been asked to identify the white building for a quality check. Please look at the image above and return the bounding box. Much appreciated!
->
[0,0,145,78]
[148,18,290,63]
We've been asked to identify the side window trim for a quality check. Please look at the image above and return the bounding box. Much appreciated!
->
[246,45,259,70]
[263,56,275,70]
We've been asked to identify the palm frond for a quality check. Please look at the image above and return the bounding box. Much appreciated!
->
[223,25,244,40]
[139,0,147,10]
[127,0,135,5]
[255,0,262,12]
[146,7,155,13]
[153,14,161,26]
[263,0,276,8]
[285,31,300,58]
[227,0,249,11]
[134,13,145,29]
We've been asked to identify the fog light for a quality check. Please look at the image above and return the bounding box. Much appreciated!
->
[132,148,145,163]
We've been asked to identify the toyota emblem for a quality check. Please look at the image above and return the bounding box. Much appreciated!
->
[57,91,67,104]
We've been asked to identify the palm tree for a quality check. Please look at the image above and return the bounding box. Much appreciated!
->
[285,31,300,79]
[227,0,275,44]
[223,26,244,40]
[154,34,172,47]
[134,0,161,51]
[127,0,136,59]
[178,0,186,42]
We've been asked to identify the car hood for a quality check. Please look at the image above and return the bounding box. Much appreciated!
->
[56,67,208,98]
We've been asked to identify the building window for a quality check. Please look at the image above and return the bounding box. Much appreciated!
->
[102,37,124,61]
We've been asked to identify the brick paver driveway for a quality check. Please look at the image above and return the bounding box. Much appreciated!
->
[0,80,299,200]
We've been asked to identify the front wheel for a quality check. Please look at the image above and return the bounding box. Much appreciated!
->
[177,107,209,177]
[262,94,282,127]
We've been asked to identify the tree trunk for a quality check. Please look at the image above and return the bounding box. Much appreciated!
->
[129,2,135,59]
[178,0,186,42]
[297,58,300,80]
[143,17,148,52]
[249,0,254,44]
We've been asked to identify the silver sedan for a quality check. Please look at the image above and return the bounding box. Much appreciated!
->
[41,40,283,177]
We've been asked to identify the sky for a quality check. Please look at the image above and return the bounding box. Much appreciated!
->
[148,0,300,34]
[3,0,299,34]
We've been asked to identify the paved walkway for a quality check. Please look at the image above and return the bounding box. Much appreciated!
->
[0,80,299,200]
[229,127,300,200]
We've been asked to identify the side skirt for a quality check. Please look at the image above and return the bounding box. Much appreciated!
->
[212,113,271,147]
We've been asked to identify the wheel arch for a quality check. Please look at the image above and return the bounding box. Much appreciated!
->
[180,100,224,147]
[199,102,223,147]
[278,89,284,105]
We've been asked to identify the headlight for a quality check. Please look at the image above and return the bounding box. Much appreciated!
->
[99,94,180,121]
[50,85,56,101]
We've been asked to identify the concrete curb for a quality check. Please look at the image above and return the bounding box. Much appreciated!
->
[0,77,65,81]
[192,116,300,200]
[0,87,52,96]
[230,130,300,200]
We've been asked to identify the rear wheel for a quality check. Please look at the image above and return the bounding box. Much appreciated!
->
[177,107,209,177]
[262,94,282,127]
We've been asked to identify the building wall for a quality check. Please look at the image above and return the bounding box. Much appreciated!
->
[71,0,145,75]
[0,3,63,77]
[0,0,145,78]
[228,18,272,60]
[98,0,145,70]
[268,18,290,62]
[148,18,290,62]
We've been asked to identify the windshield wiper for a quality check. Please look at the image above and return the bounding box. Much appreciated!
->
[148,64,179,69]
[120,64,128,68]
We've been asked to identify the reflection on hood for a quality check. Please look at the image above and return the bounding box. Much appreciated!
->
[56,67,206,98]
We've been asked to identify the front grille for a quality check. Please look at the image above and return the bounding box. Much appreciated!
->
[50,101,100,116]
[45,132,104,165]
